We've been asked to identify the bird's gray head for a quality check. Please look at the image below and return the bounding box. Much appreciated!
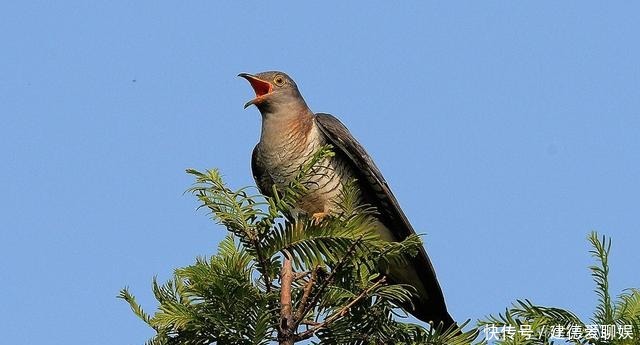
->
[238,71,308,114]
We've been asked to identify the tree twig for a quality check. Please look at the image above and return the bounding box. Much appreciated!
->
[279,252,295,345]
[296,277,386,341]
[293,271,310,281]
[299,319,321,327]
[293,235,364,330]
[295,266,318,322]
[252,236,273,293]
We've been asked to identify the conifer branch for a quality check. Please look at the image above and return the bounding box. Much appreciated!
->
[279,254,295,345]
[295,277,387,341]
[295,267,318,322]
[293,235,364,330]
[252,236,273,293]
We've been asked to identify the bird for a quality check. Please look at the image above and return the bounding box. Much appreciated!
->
[239,71,455,328]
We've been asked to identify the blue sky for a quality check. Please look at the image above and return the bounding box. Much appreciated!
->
[1,1,638,343]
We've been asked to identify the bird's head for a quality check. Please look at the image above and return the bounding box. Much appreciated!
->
[238,71,307,114]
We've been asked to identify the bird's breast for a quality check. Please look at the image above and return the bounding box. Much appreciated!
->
[257,126,355,215]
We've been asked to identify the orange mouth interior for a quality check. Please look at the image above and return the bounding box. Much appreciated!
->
[247,77,272,98]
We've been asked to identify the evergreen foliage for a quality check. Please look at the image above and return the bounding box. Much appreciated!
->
[120,147,638,344]
[480,232,640,344]
[120,146,475,344]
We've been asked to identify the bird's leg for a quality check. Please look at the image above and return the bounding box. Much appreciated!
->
[311,211,329,224]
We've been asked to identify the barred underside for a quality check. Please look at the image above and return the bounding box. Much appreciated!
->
[258,120,358,215]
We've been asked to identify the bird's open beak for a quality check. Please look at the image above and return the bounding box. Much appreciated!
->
[238,73,273,108]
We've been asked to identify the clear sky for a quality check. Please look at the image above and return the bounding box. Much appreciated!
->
[1,1,638,343]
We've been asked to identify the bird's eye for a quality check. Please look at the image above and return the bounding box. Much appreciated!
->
[274,75,285,87]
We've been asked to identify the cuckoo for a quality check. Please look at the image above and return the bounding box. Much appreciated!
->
[239,71,455,328]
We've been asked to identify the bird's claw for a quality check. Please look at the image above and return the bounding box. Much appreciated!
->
[311,212,329,225]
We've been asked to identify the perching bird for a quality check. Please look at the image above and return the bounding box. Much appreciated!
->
[239,71,455,328]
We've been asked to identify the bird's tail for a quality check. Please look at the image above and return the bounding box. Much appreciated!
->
[411,303,456,330]
[386,252,457,331]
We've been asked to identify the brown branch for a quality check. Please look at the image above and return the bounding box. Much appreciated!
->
[295,277,387,341]
[299,319,321,327]
[295,267,318,321]
[279,253,295,345]
[293,271,310,281]
[292,236,364,330]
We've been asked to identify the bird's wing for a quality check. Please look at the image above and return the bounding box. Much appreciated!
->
[314,113,453,326]
[251,145,274,197]
[315,113,416,238]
